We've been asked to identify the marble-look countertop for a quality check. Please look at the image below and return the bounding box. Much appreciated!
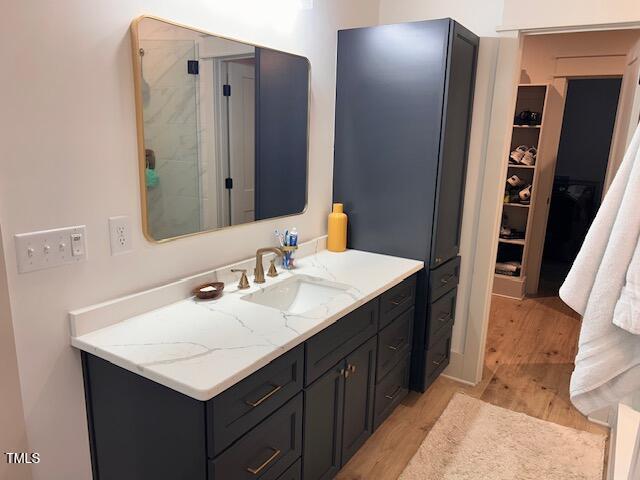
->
[71,248,423,401]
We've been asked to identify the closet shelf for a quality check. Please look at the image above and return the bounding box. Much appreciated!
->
[508,164,535,169]
[499,238,525,246]
[503,202,530,208]
[513,124,542,129]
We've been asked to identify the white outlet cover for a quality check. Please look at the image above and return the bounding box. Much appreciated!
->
[109,216,132,255]
[15,225,87,274]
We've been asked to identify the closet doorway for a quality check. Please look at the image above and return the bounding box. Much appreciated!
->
[492,29,640,300]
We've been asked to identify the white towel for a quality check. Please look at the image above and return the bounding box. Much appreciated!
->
[559,123,640,415]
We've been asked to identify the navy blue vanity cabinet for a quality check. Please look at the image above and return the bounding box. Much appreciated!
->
[81,274,418,480]
[333,19,478,392]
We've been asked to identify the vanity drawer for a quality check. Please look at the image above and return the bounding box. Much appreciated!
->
[209,393,303,480]
[427,288,456,347]
[305,299,379,385]
[373,354,410,430]
[207,345,304,457]
[377,307,414,382]
[424,325,453,385]
[275,458,301,480]
[379,275,417,329]
[429,256,460,302]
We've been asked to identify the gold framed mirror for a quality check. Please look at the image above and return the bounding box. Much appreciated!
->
[131,16,310,242]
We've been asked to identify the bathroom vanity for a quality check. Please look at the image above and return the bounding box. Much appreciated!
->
[71,240,423,480]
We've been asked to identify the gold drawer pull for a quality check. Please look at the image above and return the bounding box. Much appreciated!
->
[385,386,402,400]
[387,338,405,351]
[348,364,357,374]
[440,274,455,285]
[432,355,447,367]
[390,293,410,306]
[245,384,282,408]
[438,313,452,323]
[246,447,281,475]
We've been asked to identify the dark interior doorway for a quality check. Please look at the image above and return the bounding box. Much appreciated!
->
[539,77,622,296]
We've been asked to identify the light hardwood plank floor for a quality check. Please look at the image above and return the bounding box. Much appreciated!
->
[337,295,609,480]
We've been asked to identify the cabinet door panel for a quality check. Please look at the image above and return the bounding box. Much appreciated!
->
[430,23,478,268]
[303,364,345,480]
[341,336,377,465]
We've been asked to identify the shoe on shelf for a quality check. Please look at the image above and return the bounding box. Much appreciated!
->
[521,147,537,166]
[509,145,528,164]
[519,184,532,202]
[507,174,525,188]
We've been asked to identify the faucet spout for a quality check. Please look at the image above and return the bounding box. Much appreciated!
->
[254,247,284,283]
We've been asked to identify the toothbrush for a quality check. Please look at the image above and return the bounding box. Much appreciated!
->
[274,229,284,247]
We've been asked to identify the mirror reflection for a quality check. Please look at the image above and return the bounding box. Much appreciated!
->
[134,17,309,241]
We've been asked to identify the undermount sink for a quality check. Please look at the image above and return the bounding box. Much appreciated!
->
[241,275,352,315]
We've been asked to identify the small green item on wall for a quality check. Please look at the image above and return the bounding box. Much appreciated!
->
[145,168,159,188]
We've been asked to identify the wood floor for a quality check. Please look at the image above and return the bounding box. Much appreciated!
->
[337,295,609,480]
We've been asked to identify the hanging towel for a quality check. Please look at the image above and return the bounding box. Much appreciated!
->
[559,123,640,415]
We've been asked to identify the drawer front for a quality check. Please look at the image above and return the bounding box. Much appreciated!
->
[427,288,456,347]
[210,393,303,480]
[379,275,417,329]
[305,299,379,385]
[429,256,460,302]
[275,458,301,480]
[424,325,452,385]
[207,345,304,457]
[373,354,410,430]
[377,307,414,382]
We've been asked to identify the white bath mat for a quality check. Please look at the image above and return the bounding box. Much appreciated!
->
[399,393,606,480]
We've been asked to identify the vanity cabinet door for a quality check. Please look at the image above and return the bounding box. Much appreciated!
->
[341,336,377,465]
[303,364,345,480]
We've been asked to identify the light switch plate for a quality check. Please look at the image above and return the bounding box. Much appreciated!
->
[109,216,132,255]
[15,225,87,273]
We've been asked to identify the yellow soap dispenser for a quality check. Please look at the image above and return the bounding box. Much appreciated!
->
[327,203,347,252]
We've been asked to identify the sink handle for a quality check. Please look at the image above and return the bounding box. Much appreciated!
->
[267,259,278,278]
[231,269,250,290]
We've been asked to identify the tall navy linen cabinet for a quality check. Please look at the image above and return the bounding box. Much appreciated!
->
[333,19,478,392]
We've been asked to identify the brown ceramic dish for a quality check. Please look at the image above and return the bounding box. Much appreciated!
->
[192,281,225,300]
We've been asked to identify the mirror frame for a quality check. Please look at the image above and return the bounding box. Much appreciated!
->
[130,15,311,243]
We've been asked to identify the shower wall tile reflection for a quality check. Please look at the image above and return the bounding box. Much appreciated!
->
[141,39,202,240]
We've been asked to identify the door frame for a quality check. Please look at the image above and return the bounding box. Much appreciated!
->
[211,54,255,227]
[455,21,640,388]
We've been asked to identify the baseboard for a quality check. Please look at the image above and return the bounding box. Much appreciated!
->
[442,351,478,386]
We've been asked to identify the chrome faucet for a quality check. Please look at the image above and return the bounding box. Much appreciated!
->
[254,247,284,283]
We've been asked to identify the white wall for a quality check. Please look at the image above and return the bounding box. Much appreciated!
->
[379,0,504,36]
[0,227,31,480]
[0,1,379,478]
[502,0,640,31]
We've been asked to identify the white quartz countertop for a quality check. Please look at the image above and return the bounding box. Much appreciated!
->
[71,248,423,401]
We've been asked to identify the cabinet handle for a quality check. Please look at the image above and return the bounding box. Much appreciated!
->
[245,384,282,408]
[340,367,350,378]
[440,274,455,285]
[385,386,402,400]
[390,293,410,306]
[387,338,405,351]
[435,257,442,264]
[246,447,281,475]
[432,354,448,367]
[348,364,357,374]
[438,313,452,323]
